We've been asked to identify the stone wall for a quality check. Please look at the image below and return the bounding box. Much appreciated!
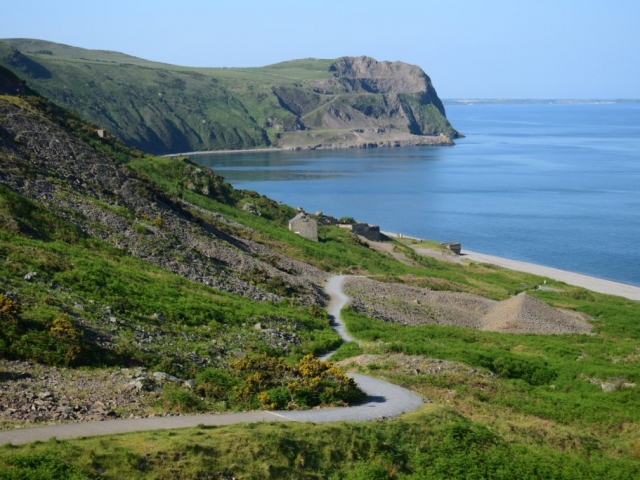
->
[339,223,382,241]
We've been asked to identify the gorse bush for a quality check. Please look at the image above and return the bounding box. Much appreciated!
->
[0,295,87,367]
[0,294,21,323]
[190,353,366,411]
[48,314,82,365]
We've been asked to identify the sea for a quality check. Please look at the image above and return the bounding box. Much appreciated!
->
[193,103,640,287]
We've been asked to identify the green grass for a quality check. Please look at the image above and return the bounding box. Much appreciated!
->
[1,407,638,479]
[336,306,640,461]
[2,82,639,476]
[0,183,340,374]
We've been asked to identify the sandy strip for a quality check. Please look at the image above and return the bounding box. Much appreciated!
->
[460,250,640,301]
[382,232,640,302]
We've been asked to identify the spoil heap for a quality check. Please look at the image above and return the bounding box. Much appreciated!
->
[481,293,592,334]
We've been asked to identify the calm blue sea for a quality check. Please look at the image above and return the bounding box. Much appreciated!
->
[195,104,640,287]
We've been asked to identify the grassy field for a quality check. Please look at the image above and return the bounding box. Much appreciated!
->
[2,164,639,477]
[1,406,637,479]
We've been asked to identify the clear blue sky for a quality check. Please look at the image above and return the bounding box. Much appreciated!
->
[3,0,639,98]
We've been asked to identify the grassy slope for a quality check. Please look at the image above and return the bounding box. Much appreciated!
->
[0,39,457,154]
[4,150,636,477]
[0,410,637,479]
[0,183,339,372]
[1,85,639,476]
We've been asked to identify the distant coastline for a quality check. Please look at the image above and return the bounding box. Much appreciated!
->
[444,98,640,105]
[165,147,284,157]
[164,133,456,157]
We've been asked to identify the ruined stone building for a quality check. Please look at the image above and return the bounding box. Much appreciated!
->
[289,212,318,241]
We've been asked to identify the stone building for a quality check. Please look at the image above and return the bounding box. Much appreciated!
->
[339,222,382,241]
[289,212,318,241]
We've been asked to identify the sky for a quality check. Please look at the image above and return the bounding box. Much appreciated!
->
[3,0,640,99]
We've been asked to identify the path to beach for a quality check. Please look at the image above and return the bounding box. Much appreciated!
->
[0,276,423,446]
[402,239,640,302]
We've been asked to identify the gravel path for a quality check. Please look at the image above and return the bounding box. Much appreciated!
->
[320,275,353,360]
[0,276,423,445]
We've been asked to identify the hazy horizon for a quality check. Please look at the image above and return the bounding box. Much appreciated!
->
[4,0,640,99]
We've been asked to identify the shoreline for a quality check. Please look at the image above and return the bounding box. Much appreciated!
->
[162,134,456,157]
[164,147,286,157]
[382,232,640,302]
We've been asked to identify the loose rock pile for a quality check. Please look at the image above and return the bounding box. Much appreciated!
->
[0,361,190,428]
[344,277,592,335]
[481,293,592,334]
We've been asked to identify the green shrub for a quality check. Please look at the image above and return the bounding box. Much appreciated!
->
[160,384,204,413]
[476,353,557,385]
[195,353,368,410]
[195,367,239,400]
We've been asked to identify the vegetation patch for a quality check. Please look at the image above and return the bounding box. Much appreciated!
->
[191,353,365,411]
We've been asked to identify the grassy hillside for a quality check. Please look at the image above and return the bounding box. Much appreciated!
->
[0,39,458,154]
[1,72,639,477]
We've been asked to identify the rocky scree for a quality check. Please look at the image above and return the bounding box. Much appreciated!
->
[0,99,328,305]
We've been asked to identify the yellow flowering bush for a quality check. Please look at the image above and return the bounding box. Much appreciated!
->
[197,353,366,410]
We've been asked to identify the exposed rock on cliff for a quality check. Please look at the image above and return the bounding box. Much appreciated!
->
[272,56,458,150]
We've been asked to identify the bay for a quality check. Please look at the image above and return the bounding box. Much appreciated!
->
[194,104,640,287]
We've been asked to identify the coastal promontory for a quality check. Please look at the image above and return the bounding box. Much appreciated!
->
[0,39,458,154]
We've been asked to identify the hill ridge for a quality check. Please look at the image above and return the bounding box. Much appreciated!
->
[0,39,458,154]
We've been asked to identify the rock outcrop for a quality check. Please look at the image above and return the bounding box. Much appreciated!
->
[275,56,459,149]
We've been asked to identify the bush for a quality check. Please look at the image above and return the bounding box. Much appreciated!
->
[161,384,204,413]
[475,353,557,386]
[195,353,366,411]
[49,315,81,365]
[0,294,21,323]
[196,368,239,400]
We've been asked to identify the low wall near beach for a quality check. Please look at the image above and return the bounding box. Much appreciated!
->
[339,223,382,241]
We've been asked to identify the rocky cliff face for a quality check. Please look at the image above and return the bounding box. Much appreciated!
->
[329,56,434,95]
[273,56,458,150]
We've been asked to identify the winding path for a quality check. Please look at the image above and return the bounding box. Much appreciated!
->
[0,276,423,446]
